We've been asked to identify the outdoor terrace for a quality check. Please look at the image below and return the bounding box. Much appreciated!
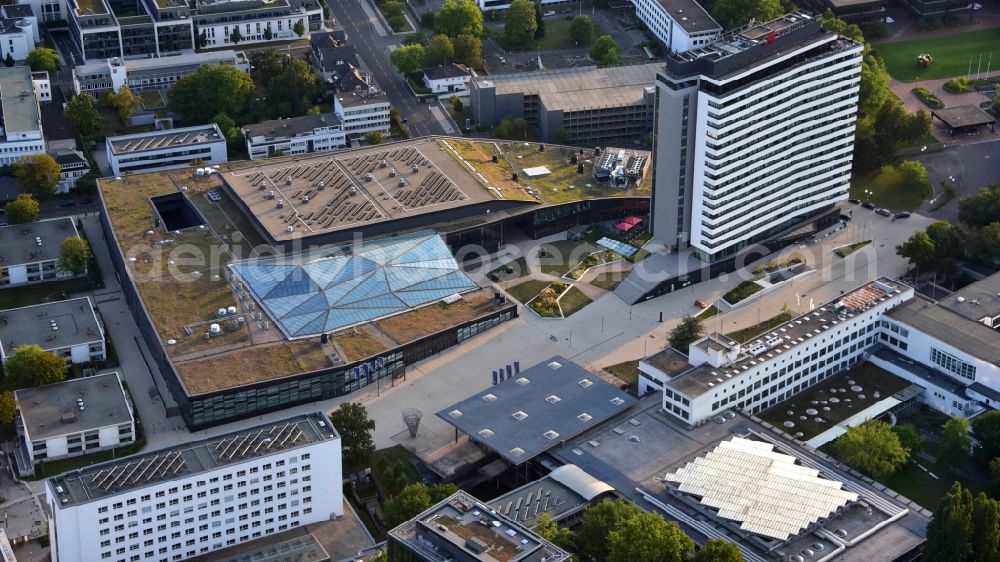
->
[73,0,109,16]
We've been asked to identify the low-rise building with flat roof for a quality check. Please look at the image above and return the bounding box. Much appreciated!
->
[0,217,84,287]
[799,0,886,23]
[932,105,996,135]
[0,297,105,364]
[73,51,250,96]
[388,491,571,562]
[631,0,721,53]
[0,66,45,166]
[487,464,616,528]
[14,371,134,469]
[471,64,659,144]
[106,124,228,175]
[242,112,346,160]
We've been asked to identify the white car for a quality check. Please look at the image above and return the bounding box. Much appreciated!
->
[543,10,556,16]
[884,16,895,23]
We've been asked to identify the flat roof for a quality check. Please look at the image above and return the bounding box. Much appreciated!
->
[437,356,637,465]
[108,124,224,155]
[939,271,1000,320]
[388,491,571,562]
[654,0,720,34]
[642,347,692,376]
[0,66,41,135]
[203,535,329,562]
[0,217,78,267]
[932,105,996,129]
[76,51,246,77]
[887,295,1000,366]
[0,297,103,360]
[223,138,498,242]
[668,279,908,398]
[243,112,342,139]
[48,411,337,507]
[422,64,469,81]
[473,63,660,113]
[488,464,613,526]
[15,372,133,441]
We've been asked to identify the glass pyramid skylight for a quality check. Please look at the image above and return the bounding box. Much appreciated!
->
[228,231,477,338]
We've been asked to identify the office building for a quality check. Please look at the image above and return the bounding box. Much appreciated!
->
[309,30,389,137]
[52,149,91,192]
[651,12,862,263]
[422,64,471,95]
[0,66,46,165]
[73,51,250,96]
[388,490,571,562]
[631,0,721,53]
[46,411,343,562]
[487,464,616,528]
[242,113,346,160]
[471,64,659,144]
[31,70,51,102]
[0,6,38,61]
[14,372,135,468]
[898,0,971,20]
[14,0,61,24]
[0,297,106,365]
[0,217,85,287]
[640,279,911,425]
[106,124,228,175]
[333,86,390,137]
[798,0,886,23]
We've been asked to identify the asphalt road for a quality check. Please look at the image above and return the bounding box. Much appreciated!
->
[916,138,1000,223]
[326,0,445,137]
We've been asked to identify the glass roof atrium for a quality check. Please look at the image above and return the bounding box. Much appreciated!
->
[228,232,478,338]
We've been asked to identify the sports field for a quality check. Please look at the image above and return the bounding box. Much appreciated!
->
[875,28,1000,81]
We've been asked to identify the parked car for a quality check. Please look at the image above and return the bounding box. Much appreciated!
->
[839,213,852,222]
[847,198,860,204]
[875,208,891,217]
[894,211,911,219]
[543,10,556,16]
[59,201,78,207]
[862,201,876,210]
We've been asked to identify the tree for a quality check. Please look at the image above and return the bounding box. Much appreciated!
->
[434,0,483,38]
[694,539,745,562]
[535,513,576,552]
[897,160,929,190]
[494,116,529,139]
[3,344,66,390]
[230,27,243,45]
[250,49,289,84]
[569,15,594,45]
[895,230,936,272]
[833,420,909,480]
[383,1,404,17]
[710,0,782,30]
[859,53,891,117]
[453,34,483,67]
[972,493,1000,562]
[390,43,427,75]
[3,53,13,67]
[197,30,209,49]
[365,131,386,145]
[58,236,91,276]
[65,94,101,139]
[4,194,39,224]
[265,58,320,117]
[533,0,545,39]
[449,95,463,112]
[891,423,923,459]
[606,511,694,562]
[293,19,305,37]
[556,127,571,143]
[503,0,538,49]
[421,11,435,29]
[924,482,973,562]
[212,113,244,155]
[383,483,431,528]
[668,315,704,352]
[0,391,14,425]
[168,64,254,124]
[577,498,643,561]
[106,84,142,124]
[939,416,972,469]
[925,220,964,261]
[425,34,454,66]
[263,23,273,40]
[959,183,1000,228]
[26,47,60,74]
[991,457,1000,486]
[328,402,376,466]
[590,35,621,66]
[973,410,1000,460]
[13,154,61,199]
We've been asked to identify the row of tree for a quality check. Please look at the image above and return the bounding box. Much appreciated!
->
[390,34,483,75]
[924,483,1000,562]
[833,417,971,480]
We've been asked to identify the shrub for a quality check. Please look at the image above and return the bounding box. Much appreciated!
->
[388,14,408,31]
[912,87,944,109]
[943,77,970,93]
[723,280,763,304]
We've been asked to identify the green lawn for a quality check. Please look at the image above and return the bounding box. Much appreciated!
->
[875,28,1000,81]
[850,166,932,212]
[559,286,592,317]
[696,305,719,319]
[371,446,421,483]
[726,312,793,343]
[506,279,550,304]
[538,240,601,276]
[534,17,599,51]
[490,257,530,282]
[834,240,872,258]
[589,270,624,291]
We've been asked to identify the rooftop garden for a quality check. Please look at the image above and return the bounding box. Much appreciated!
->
[174,340,330,395]
[436,515,518,562]
[74,0,108,15]
[375,288,506,344]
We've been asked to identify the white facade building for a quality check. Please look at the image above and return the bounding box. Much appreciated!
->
[652,12,863,263]
[15,372,135,467]
[242,113,346,160]
[31,70,51,102]
[631,0,720,53]
[73,51,250,96]
[47,412,343,562]
[421,64,471,95]
[196,10,320,49]
[0,12,37,61]
[51,149,91,192]
[0,66,46,165]
[106,124,228,176]
[0,297,106,365]
[334,91,390,137]
[13,0,61,24]
[0,217,84,287]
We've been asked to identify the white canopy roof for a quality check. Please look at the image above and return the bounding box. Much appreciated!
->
[549,464,614,501]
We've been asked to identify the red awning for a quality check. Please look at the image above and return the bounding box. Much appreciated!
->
[621,216,643,226]
[615,222,636,233]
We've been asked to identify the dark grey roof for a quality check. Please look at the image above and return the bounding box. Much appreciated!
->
[243,113,341,139]
[0,217,78,267]
[1,4,34,17]
[0,297,103,360]
[15,372,133,441]
[422,64,469,81]
[436,356,637,465]
[887,295,1000,366]
[51,150,89,167]
[208,534,329,562]
[970,382,1000,403]
[654,0,720,34]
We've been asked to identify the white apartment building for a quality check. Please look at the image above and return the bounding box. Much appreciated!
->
[15,372,135,467]
[642,279,912,425]
[0,217,84,287]
[0,297,106,365]
[106,124,228,176]
[46,412,343,562]
[73,51,250,96]
[334,91,390,137]
[652,12,863,263]
[631,0,720,53]
[0,66,46,165]
[242,113,346,160]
